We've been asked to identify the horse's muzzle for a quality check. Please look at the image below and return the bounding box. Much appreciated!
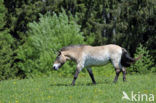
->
[53,66,58,70]
[53,63,60,70]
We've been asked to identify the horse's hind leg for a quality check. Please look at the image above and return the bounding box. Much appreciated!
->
[113,68,121,83]
[112,58,122,83]
[122,67,126,82]
[87,68,96,84]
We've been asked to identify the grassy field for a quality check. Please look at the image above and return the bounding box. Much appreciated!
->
[0,73,156,103]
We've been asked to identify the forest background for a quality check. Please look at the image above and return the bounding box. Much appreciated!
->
[0,0,155,80]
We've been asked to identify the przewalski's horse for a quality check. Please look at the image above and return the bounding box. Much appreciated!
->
[53,44,141,85]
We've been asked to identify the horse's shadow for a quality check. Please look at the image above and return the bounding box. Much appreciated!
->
[50,83,95,87]
[50,80,111,87]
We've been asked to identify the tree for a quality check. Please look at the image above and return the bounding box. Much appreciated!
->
[16,10,84,77]
[0,0,17,80]
[129,44,154,74]
[4,0,63,39]
[0,0,6,30]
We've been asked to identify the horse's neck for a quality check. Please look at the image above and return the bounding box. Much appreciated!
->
[64,50,78,61]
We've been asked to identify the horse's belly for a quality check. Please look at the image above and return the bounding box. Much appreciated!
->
[84,56,109,67]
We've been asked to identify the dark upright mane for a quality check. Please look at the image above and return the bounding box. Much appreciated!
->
[60,44,88,51]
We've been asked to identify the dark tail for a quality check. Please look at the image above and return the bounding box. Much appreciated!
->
[121,48,142,67]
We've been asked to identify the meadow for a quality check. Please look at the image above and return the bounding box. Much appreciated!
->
[0,71,156,103]
[0,1,155,103]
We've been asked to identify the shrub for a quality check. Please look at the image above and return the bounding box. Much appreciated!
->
[0,30,17,80]
[129,44,154,74]
[16,10,84,78]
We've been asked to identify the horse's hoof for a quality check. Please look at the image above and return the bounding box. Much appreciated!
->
[113,81,117,83]
[93,82,96,84]
[123,80,127,82]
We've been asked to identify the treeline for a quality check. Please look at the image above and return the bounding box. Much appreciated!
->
[0,0,155,80]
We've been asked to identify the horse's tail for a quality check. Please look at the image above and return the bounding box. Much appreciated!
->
[121,48,142,67]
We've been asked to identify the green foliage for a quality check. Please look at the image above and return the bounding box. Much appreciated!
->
[16,10,84,77]
[0,0,6,29]
[0,0,155,79]
[129,44,154,74]
[0,0,17,80]
[4,0,156,54]
[0,30,16,80]
[4,0,63,39]
[116,0,156,55]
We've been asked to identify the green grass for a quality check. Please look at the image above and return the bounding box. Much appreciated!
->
[0,73,156,103]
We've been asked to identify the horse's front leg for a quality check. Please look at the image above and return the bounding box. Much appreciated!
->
[71,66,82,86]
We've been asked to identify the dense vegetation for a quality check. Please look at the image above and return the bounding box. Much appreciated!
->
[0,0,155,80]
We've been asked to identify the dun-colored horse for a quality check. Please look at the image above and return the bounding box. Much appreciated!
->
[53,44,141,85]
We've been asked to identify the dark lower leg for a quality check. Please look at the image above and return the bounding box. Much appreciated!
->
[122,70,126,82]
[113,69,121,83]
[87,68,96,84]
[72,69,79,85]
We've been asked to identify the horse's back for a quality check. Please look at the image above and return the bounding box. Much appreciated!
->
[83,44,122,55]
[103,44,122,56]
[99,44,123,61]
[82,44,122,67]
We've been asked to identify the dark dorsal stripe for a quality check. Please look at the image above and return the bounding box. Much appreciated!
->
[60,44,88,51]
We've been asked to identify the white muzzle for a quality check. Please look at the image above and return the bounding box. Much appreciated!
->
[53,63,61,70]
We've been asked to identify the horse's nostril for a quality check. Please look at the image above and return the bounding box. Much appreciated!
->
[53,66,58,70]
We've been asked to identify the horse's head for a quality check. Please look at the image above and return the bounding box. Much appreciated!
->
[53,51,67,70]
